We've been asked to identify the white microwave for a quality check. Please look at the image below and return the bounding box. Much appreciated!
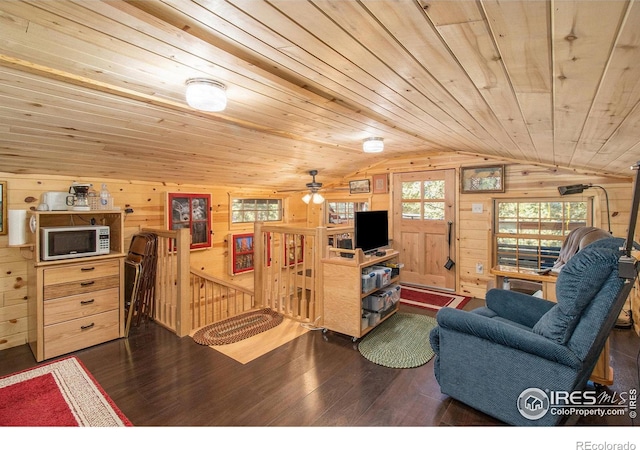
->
[40,226,111,261]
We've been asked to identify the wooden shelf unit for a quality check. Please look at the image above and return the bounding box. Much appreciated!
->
[26,211,126,362]
[321,248,400,340]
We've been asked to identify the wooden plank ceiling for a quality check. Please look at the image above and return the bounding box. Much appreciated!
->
[0,0,639,191]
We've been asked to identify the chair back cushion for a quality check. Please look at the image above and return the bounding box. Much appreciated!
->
[532,246,620,346]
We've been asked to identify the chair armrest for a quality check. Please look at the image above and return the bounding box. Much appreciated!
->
[485,288,555,328]
[435,307,581,368]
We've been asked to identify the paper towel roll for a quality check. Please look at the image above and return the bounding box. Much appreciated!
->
[8,209,27,246]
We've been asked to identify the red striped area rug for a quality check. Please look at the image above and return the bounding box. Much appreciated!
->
[0,356,132,427]
[400,285,471,312]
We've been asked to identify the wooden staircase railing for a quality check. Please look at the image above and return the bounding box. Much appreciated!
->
[254,223,353,325]
[141,228,190,336]
[142,227,254,337]
[142,224,351,337]
[189,268,255,330]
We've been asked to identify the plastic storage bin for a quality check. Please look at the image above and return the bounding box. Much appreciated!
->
[363,294,386,312]
[361,272,377,293]
[368,311,381,327]
[361,311,371,330]
[371,266,392,287]
[378,284,401,305]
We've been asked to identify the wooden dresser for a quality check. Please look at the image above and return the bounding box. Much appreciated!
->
[26,211,126,362]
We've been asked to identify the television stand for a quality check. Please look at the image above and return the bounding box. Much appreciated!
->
[321,248,401,341]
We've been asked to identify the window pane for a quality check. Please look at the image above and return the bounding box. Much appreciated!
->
[498,202,517,218]
[518,220,539,234]
[424,202,445,220]
[402,181,421,199]
[518,203,540,218]
[402,202,421,219]
[498,220,517,234]
[424,180,445,199]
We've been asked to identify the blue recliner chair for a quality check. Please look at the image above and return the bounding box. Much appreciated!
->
[429,235,634,426]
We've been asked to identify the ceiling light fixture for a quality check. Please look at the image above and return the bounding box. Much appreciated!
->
[302,192,324,204]
[302,170,324,204]
[185,78,227,112]
[363,137,384,153]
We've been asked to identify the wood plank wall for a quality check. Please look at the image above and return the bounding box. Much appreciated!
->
[2,154,639,351]
[0,171,307,351]
[348,153,639,335]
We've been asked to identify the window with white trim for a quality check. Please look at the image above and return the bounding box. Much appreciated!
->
[493,198,592,269]
[231,198,282,223]
[327,201,369,225]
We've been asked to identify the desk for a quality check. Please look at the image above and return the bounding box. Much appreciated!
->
[490,265,558,301]
[490,265,613,386]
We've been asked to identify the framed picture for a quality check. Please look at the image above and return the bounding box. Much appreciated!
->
[349,179,370,194]
[372,174,388,194]
[167,192,212,250]
[0,181,6,235]
[229,233,255,274]
[461,165,505,193]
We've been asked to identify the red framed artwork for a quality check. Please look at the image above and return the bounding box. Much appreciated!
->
[230,233,255,274]
[167,192,212,250]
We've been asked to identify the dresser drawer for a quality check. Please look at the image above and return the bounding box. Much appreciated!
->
[43,259,120,285]
[43,309,120,360]
[44,287,119,326]
[44,274,119,300]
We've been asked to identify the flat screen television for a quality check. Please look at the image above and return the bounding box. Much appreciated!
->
[354,210,389,254]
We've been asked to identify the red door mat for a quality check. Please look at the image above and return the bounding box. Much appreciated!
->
[400,285,471,311]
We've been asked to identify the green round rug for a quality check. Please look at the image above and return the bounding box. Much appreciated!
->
[358,312,438,368]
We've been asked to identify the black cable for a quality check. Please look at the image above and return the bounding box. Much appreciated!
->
[591,185,612,234]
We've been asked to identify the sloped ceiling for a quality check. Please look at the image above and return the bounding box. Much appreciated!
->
[0,0,639,191]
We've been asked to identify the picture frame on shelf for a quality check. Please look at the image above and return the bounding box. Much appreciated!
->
[0,181,6,235]
[372,174,388,194]
[349,179,370,194]
[167,192,212,250]
[461,165,505,194]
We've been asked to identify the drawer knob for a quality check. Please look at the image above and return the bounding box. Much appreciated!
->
[80,267,96,272]
[80,322,95,330]
[80,281,95,287]
[80,299,95,305]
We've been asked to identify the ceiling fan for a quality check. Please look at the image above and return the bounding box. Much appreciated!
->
[302,170,324,204]
[277,169,348,201]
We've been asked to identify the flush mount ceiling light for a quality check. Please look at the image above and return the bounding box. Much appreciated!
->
[185,78,227,112]
[302,170,325,204]
[363,137,384,153]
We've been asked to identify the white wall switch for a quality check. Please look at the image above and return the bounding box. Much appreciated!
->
[476,262,484,274]
[472,203,483,213]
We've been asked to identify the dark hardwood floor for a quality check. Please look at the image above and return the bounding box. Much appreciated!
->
[1,299,638,429]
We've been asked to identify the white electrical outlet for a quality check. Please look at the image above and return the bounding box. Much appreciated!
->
[476,262,484,274]
[472,203,483,213]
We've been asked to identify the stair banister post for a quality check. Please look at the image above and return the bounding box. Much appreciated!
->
[254,221,264,309]
[175,227,191,337]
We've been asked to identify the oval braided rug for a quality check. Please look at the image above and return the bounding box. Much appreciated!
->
[358,312,437,369]
[192,308,283,345]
